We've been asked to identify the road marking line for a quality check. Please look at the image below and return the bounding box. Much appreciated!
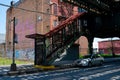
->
[79,68,120,80]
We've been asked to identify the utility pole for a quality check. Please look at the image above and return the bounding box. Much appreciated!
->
[10,17,17,71]
[10,1,17,71]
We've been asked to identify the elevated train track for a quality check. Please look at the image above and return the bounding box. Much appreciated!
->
[62,0,120,38]
[62,0,120,14]
[26,0,120,66]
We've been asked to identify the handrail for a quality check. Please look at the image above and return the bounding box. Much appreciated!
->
[26,12,86,65]
[45,12,86,37]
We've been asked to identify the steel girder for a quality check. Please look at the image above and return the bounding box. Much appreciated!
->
[62,0,110,14]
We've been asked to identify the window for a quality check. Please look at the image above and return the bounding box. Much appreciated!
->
[53,20,58,27]
[53,3,57,15]
[37,16,42,21]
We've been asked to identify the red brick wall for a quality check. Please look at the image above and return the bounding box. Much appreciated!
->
[6,0,51,49]
[98,40,120,54]
[50,0,78,30]
[6,0,88,56]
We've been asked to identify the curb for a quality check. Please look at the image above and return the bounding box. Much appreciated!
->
[7,68,43,76]
[0,74,6,77]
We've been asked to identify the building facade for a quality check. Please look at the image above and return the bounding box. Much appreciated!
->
[6,0,88,60]
[0,34,6,57]
[98,40,120,54]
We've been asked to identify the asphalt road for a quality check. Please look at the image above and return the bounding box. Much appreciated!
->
[0,60,120,80]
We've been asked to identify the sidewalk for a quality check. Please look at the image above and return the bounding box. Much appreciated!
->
[0,57,120,76]
[0,64,42,76]
[0,65,10,76]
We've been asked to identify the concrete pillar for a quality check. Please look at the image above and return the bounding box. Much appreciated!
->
[87,36,94,55]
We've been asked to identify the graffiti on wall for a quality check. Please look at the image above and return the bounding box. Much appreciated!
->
[6,48,34,61]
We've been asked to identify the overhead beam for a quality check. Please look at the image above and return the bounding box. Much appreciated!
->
[62,0,110,14]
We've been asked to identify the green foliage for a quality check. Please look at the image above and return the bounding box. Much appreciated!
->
[79,54,84,59]
[100,54,112,57]
[0,57,33,65]
[79,56,83,58]
[100,54,120,58]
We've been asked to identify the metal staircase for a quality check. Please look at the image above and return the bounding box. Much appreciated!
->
[26,12,86,65]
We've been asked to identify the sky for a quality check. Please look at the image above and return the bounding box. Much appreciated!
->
[0,0,18,34]
[0,0,119,48]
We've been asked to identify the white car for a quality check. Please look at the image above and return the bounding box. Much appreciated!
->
[75,54,104,67]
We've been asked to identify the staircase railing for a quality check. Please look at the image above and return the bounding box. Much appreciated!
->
[45,12,86,65]
[26,12,86,65]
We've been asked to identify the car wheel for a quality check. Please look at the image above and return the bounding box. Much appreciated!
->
[88,62,92,67]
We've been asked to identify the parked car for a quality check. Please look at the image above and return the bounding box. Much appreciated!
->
[74,54,104,67]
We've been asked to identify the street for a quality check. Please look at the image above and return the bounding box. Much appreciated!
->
[0,60,120,80]
[0,0,120,80]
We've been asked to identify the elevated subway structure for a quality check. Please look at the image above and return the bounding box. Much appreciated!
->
[62,0,120,38]
[26,13,85,65]
[62,0,120,56]
[26,0,120,66]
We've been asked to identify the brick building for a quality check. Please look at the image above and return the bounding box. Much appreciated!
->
[6,0,88,60]
[6,0,50,50]
[0,34,6,57]
[98,40,120,54]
